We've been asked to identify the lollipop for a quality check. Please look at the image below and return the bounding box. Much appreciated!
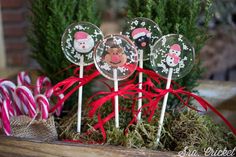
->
[94,34,138,128]
[150,34,195,143]
[122,17,162,120]
[61,22,104,133]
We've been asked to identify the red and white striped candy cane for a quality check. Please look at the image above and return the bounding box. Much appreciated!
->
[35,76,51,95]
[17,71,31,87]
[0,87,17,117]
[0,91,15,117]
[45,88,64,116]
[35,94,49,120]
[15,86,36,118]
[17,72,33,114]
[0,80,24,116]
[1,99,11,136]
[0,80,25,115]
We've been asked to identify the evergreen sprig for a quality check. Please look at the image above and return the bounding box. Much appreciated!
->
[28,0,101,108]
[28,0,100,84]
[127,0,213,108]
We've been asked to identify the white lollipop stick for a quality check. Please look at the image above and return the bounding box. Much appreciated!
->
[77,55,84,133]
[156,67,173,144]
[113,68,119,128]
[137,50,143,120]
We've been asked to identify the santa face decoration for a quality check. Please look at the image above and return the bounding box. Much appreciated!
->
[104,47,127,68]
[150,34,195,80]
[73,31,94,53]
[94,34,138,81]
[61,22,103,66]
[122,17,162,61]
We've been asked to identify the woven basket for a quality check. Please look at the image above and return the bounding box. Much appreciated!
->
[10,115,58,141]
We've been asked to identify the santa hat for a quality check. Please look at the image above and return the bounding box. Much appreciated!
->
[170,44,181,51]
[74,31,89,40]
[131,28,151,39]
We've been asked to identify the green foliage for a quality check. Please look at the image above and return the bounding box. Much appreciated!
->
[28,0,101,108]
[28,0,101,85]
[127,0,213,107]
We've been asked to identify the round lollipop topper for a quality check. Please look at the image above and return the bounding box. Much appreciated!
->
[122,17,162,60]
[61,22,103,66]
[150,34,195,80]
[94,34,138,81]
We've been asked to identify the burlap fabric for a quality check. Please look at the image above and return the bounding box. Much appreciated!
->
[10,115,58,141]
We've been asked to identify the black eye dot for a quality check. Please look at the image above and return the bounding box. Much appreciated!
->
[231,12,236,24]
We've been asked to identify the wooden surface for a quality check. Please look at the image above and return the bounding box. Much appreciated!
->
[0,136,177,157]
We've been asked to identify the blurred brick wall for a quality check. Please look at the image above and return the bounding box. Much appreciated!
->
[1,0,31,67]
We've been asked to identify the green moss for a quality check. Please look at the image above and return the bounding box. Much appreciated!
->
[58,108,236,153]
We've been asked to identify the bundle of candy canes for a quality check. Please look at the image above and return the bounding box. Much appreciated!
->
[0,71,63,136]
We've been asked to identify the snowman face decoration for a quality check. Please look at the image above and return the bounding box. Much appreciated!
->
[104,47,127,68]
[150,34,195,80]
[132,28,151,49]
[166,44,181,67]
[73,31,95,53]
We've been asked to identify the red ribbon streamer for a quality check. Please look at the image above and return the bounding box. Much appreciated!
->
[88,69,236,140]
[49,64,100,113]
[50,65,236,143]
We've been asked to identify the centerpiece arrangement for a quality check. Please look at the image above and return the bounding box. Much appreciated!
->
[0,0,235,155]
